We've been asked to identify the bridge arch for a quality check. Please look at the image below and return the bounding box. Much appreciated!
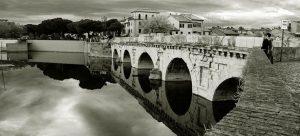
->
[165,58,192,116]
[123,50,131,63]
[212,77,244,122]
[123,50,131,79]
[165,58,191,81]
[138,52,154,69]
[138,52,154,93]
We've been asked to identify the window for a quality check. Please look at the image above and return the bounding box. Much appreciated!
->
[179,24,184,28]
[193,23,202,27]
[181,32,183,34]
[188,24,192,28]
[176,31,178,34]
[138,14,141,19]
[145,14,148,20]
[139,29,142,33]
[139,22,141,26]
[188,32,191,34]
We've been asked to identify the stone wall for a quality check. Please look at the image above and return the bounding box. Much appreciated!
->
[27,40,88,53]
[273,47,300,62]
[273,38,300,47]
[113,34,263,48]
[88,42,111,57]
[6,42,28,52]
[7,52,28,60]
[28,52,89,65]
[0,40,18,50]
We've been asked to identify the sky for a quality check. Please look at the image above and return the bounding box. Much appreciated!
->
[0,0,300,27]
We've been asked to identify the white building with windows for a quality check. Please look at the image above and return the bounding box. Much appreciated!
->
[121,9,204,36]
[121,8,160,37]
[168,14,204,35]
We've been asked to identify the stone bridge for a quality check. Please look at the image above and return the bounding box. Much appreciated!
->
[109,35,299,135]
[110,35,262,102]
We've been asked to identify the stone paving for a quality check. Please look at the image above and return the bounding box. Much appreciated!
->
[205,48,300,136]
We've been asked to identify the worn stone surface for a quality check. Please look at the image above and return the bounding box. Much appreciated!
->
[205,48,300,136]
[89,42,111,57]
[273,47,300,62]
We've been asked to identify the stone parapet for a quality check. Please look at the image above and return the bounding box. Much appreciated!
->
[113,34,263,48]
[114,42,250,60]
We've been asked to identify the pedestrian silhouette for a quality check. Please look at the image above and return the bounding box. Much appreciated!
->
[261,33,273,64]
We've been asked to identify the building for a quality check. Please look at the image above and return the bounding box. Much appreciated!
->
[121,8,160,37]
[122,9,205,36]
[203,28,212,36]
[168,14,204,35]
[291,21,300,37]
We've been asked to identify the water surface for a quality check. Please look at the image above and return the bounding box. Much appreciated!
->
[0,52,234,136]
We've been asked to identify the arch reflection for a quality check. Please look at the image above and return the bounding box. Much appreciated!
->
[138,53,154,93]
[165,58,192,116]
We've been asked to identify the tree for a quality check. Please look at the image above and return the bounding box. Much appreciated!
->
[66,22,78,34]
[106,19,124,36]
[141,16,173,34]
[0,21,24,38]
[38,18,72,37]
[24,24,38,39]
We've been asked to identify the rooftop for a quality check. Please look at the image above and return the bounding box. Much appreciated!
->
[170,14,204,23]
[170,15,191,22]
[131,8,160,13]
[181,14,205,21]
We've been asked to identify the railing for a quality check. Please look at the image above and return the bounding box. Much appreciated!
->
[113,42,249,60]
[112,34,264,49]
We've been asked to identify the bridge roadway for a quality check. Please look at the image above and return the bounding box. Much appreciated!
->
[205,48,300,136]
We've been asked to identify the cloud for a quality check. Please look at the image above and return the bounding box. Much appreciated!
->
[0,67,174,136]
[74,84,174,136]
[0,0,299,27]
[204,7,297,27]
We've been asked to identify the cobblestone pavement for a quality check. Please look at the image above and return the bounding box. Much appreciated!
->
[273,61,300,108]
[205,48,300,136]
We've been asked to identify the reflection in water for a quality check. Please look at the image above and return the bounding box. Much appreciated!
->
[113,70,214,136]
[138,69,152,93]
[0,66,173,136]
[113,58,119,71]
[112,66,240,136]
[36,63,108,90]
[165,81,192,116]
[113,49,119,71]
[1,51,239,136]
[123,62,131,79]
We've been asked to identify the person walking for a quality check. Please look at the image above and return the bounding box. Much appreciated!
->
[261,33,273,64]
